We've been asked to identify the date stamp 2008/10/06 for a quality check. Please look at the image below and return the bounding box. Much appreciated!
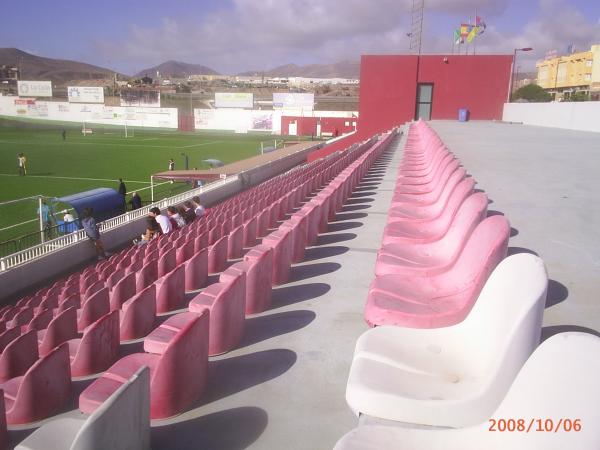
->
[489,418,581,433]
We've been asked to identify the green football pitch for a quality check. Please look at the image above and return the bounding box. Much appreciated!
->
[0,117,305,250]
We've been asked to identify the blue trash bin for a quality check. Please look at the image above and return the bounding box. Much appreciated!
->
[458,108,469,122]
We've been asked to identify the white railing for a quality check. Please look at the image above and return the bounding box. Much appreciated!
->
[0,176,238,272]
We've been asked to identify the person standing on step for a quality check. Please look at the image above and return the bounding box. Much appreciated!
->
[117,178,127,211]
[82,207,108,260]
[129,191,142,210]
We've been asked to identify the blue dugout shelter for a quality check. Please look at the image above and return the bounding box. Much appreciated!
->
[55,188,125,225]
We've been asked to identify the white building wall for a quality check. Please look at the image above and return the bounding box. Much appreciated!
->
[503,102,600,133]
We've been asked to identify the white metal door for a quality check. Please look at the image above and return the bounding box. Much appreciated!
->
[288,121,298,135]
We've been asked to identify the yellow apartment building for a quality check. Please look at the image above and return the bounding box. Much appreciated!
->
[536,45,600,99]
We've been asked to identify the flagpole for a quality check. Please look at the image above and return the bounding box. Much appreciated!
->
[474,9,477,55]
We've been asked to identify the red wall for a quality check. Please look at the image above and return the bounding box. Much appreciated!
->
[281,116,357,136]
[357,54,512,137]
[358,55,419,138]
[307,53,512,161]
[419,55,512,121]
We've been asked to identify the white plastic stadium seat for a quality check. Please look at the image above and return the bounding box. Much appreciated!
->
[347,254,548,427]
[16,366,150,450]
[335,332,600,450]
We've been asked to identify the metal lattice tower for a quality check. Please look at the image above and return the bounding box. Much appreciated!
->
[409,0,425,55]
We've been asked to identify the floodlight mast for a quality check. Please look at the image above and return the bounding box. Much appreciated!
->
[409,0,425,55]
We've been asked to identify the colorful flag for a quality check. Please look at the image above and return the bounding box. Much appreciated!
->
[460,24,470,38]
[476,16,487,34]
[467,26,478,43]
[454,29,463,45]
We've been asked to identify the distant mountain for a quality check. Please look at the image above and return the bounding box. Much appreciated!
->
[240,60,360,79]
[134,60,219,79]
[0,48,123,84]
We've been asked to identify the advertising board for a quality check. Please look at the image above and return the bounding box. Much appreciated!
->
[273,93,314,110]
[68,86,105,103]
[17,80,53,97]
[215,92,254,108]
[120,89,161,107]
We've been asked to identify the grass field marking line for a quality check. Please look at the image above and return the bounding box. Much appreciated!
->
[178,140,221,149]
[140,138,159,141]
[0,139,176,149]
[0,217,40,233]
[0,174,151,184]
[131,181,172,195]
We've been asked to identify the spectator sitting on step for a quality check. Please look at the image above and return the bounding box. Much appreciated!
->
[192,196,206,217]
[134,216,162,245]
[182,202,196,224]
[167,206,186,229]
[149,207,171,234]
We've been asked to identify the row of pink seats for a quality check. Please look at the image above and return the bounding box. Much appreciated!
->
[365,121,510,328]
[0,131,394,428]
[78,132,396,420]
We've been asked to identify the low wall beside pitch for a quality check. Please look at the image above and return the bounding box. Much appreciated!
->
[503,102,600,133]
[0,95,178,128]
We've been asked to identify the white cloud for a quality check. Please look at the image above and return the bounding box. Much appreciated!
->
[94,0,597,74]
[464,0,600,70]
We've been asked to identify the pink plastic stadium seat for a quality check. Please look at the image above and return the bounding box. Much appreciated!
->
[208,235,229,274]
[6,307,33,330]
[262,228,293,285]
[38,307,78,357]
[366,216,510,328]
[79,311,209,419]
[0,343,71,424]
[0,329,19,359]
[77,287,110,333]
[120,285,156,341]
[184,248,208,291]
[389,169,466,220]
[83,280,105,303]
[136,258,158,293]
[176,240,194,266]
[106,269,125,291]
[158,247,176,278]
[243,217,258,248]
[154,265,186,314]
[375,193,488,277]
[0,331,39,383]
[53,293,80,316]
[228,225,244,259]
[0,391,6,450]
[22,308,53,332]
[395,159,459,195]
[283,214,309,263]
[189,271,246,355]
[109,271,137,311]
[382,178,475,246]
[68,310,120,377]
[194,232,209,254]
[242,245,274,314]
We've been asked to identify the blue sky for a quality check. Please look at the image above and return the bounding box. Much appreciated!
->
[1,0,599,74]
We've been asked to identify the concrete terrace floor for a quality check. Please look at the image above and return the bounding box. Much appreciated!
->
[147,137,404,450]
[9,122,600,449]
